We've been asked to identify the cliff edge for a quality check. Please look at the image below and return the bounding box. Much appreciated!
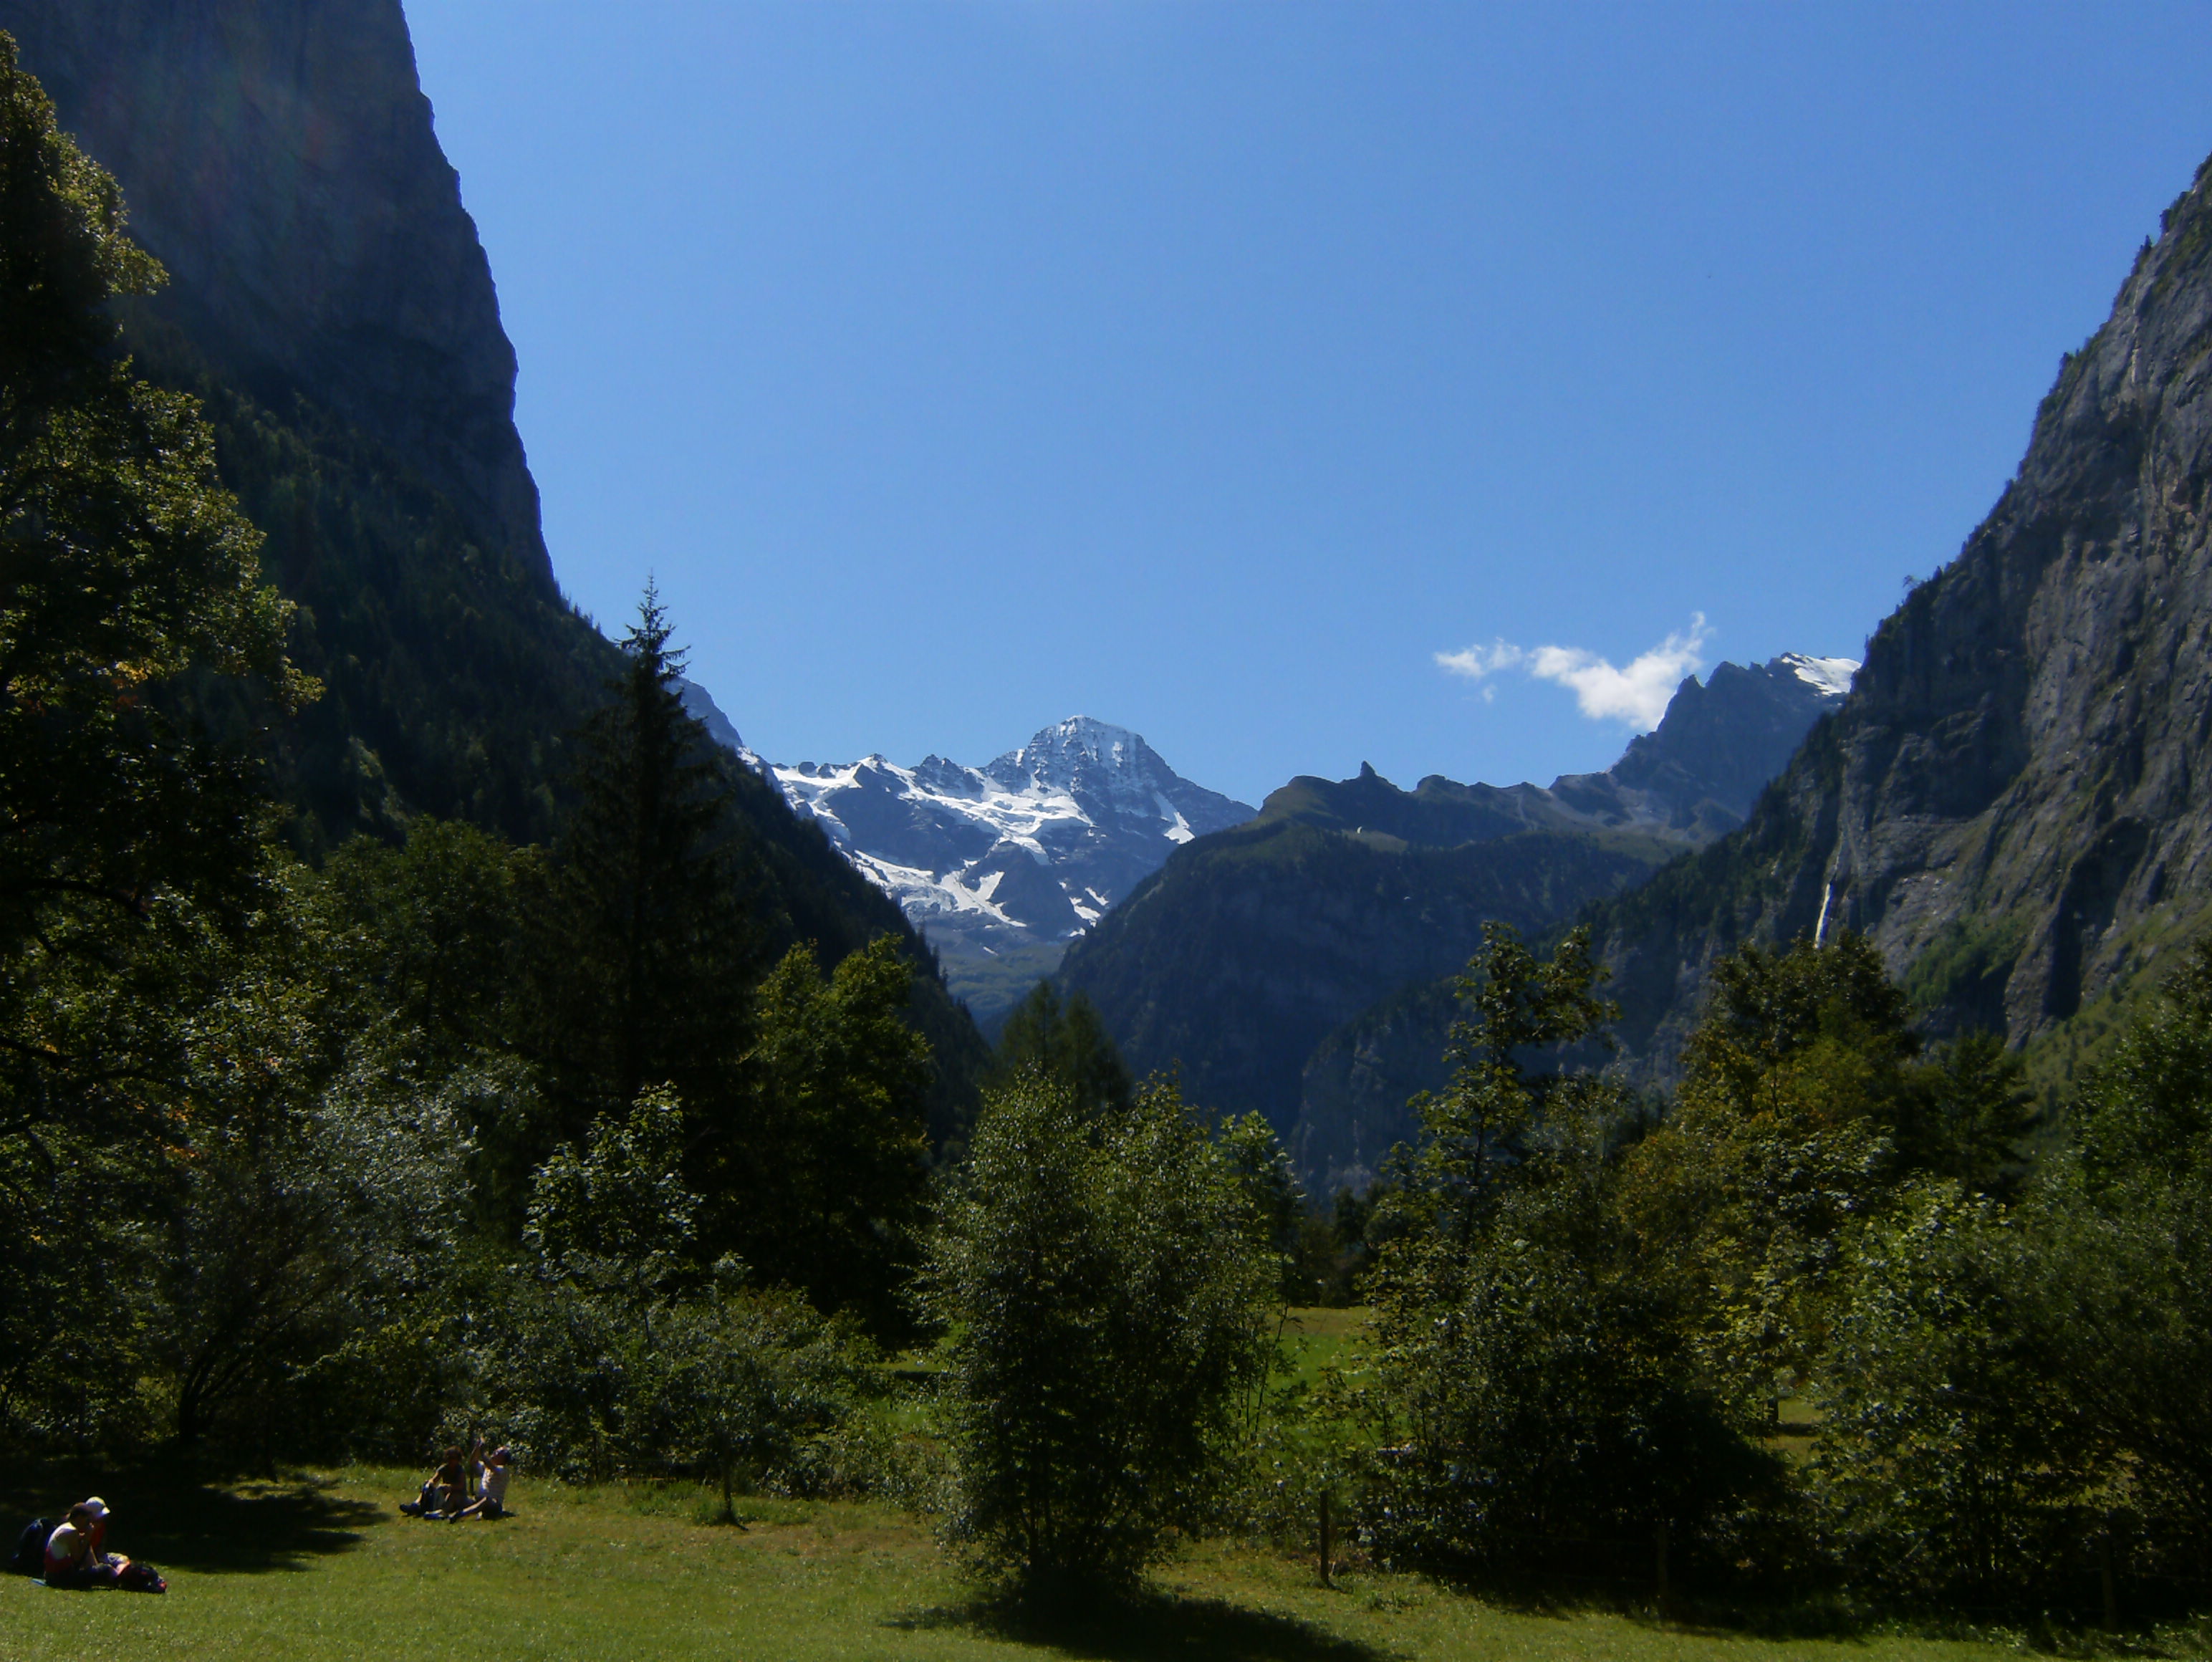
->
[0,0,547,587]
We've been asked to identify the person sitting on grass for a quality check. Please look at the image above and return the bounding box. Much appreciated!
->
[401,1447,471,1518]
[44,1499,129,1588]
[451,1446,514,1520]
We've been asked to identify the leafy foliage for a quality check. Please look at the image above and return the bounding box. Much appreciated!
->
[1807,1183,2090,1602]
[1365,924,1779,1576]
[735,938,933,1333]
[526,1087,699,1305]
[637,1283,877,1520]
[453,1090,881,1497]
[918,1073,1279,1594]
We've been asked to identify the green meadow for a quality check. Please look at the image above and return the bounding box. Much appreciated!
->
[1,1462,2107,1662]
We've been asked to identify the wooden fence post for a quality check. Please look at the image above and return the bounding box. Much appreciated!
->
[1653,1520,1670,1617]
[2101,1514,2118,1633]
[1319,1490,1333,1587]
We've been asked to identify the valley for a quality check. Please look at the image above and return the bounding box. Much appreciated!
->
[7,0,2212,1648]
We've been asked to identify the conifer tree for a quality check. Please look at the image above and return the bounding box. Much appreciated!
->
[990,981,1133,1117]
[533,587,760,1141]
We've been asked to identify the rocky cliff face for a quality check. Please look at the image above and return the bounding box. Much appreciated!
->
[1588,153,2212,1080]
[0,0,547,587]
[0,0,611,839]
[0,1,994,1133]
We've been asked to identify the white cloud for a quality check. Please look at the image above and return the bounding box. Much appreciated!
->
[1433,639,1526,680]
[1436,614,1710,730]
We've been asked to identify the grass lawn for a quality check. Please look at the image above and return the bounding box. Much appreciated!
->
[1,1463,2054,1662]
[1279,1305,1371,1390]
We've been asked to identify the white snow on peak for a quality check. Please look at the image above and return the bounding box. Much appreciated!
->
[1778,653,1859,700]
[675,693,1256,1018]
[1155,793,1195,844]
[987,716,1148,792]
[848,852,1018,929]
[744,716,1255,957]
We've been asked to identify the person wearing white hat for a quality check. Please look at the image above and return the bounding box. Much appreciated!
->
[42,1499,130,1588]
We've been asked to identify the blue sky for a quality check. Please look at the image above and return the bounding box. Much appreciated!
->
[407,1,2212,807]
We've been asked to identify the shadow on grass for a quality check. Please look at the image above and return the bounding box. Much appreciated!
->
[888,1589,1388,1661]
[1416,1573,1876,1644]
[0,1459,385,1575]
[1417,1570,2103,1649]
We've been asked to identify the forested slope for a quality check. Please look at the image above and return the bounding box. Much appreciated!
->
[1062,660,1845,1183]
[0,0,605,843]
[1060,800,1674,1135]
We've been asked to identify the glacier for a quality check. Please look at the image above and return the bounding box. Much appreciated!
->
[676,691,1254,1024]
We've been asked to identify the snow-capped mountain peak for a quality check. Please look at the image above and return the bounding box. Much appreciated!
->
[989,715,1140,783]
[1778,653,1860,700]
[721,716,1255,1022]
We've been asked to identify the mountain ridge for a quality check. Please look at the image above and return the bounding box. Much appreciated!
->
[1059,654,1852,1185]
[678,713,1254,1024]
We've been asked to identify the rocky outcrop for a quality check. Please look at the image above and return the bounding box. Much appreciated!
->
[1587,153,2212,1077]
[0,0,612,840]
[1583,655,1857,835]
[0,0,548,588]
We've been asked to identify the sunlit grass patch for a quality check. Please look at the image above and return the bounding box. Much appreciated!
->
[0,1462,2077,1662]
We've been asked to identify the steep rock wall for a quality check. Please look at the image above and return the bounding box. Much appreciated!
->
[0,0,547,586]
[1591,155,2212,1075]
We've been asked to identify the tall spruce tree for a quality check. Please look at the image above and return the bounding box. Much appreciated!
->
[534,588,760,1146]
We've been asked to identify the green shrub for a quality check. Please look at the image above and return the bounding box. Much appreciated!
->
[917,1074,1279,1595]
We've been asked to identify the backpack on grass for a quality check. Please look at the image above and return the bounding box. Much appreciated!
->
[116,1561,165,1594]
[9,1517,53,1577]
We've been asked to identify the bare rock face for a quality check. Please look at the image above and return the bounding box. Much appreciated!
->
[0,0,549,589]
[1591,153,2212,1075]
[1597,655,1856,834]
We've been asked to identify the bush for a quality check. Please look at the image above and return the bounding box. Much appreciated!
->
[917,1074,1279,1595]
[1808,1182,2090,1603]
